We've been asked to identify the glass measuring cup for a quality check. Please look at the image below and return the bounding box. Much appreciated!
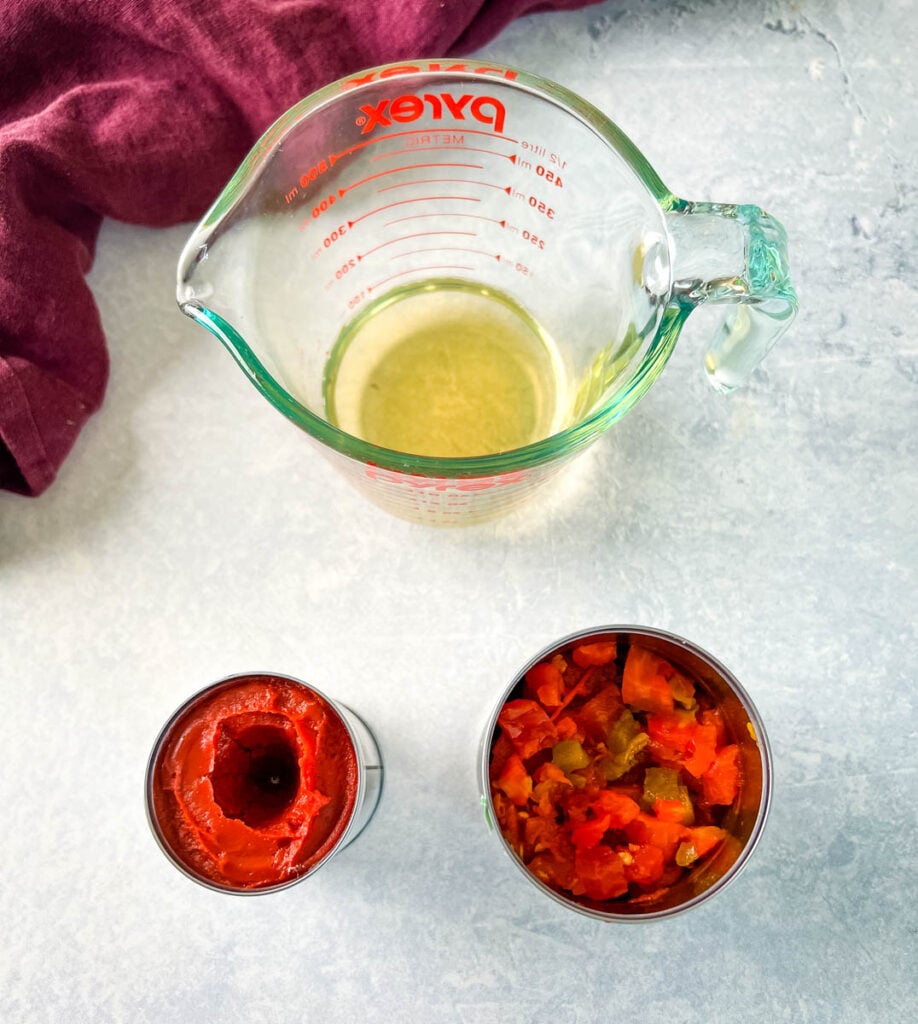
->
[177,60,797,525]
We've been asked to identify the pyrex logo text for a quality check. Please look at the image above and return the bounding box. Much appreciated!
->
[356,93,506,135]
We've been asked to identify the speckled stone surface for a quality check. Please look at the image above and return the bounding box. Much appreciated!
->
[2,2,916,1022]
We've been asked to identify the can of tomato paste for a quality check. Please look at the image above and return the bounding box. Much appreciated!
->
[146,672,383,894]
[479,626,772,921]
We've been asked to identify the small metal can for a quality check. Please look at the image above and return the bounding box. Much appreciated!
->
[146,671,383,894]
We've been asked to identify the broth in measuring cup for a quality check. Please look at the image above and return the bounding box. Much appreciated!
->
[324,278,568,458]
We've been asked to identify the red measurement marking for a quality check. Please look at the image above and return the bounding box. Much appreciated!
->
[367,266,476,292]
[393,247,498,260]
[347,195,480,227]
[372,146,517,163]
[358,230,476,261]
[338,162,483,198]
[378,179,512,194]
[329,127,519,164]
[384,213,507,227]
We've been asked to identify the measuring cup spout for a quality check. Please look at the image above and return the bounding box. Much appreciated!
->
[665,202,797,392]
[176,224,210,312]
[176,221,274,401]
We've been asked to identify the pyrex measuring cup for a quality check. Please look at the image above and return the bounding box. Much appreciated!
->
[177,60,797,525]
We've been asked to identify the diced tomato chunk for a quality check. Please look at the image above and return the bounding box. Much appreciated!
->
[572,640,617,667]
[681,722,719,778]
[646,715,717,778]
[571,814,611,850]
[526,661,564,707]
[574,845,629,900]
[554,715,580,740]
[577,684,623,742]
[494,754,532,806]
[702,744,741,805]
[488,732,515,778]
[593,789,641,828]
[683,825,727,858]
[646,713,694,759]
[652,798,687,823]
[699,707,728,747]
[532,762,568,786]
[622,646,675,715]
[624,844,666,887]
[497,699,558,760]
[492,793,522,849]
[624,812,685,860]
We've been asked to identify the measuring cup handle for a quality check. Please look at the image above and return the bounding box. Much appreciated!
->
[665,202,798,392]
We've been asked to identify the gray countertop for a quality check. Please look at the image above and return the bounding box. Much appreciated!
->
[2,1,916,1021]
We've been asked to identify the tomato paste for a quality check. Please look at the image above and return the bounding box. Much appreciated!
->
[149,675,358,891]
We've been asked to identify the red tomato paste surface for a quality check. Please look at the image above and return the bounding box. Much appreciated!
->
[151,677,357,890]
[489,639,745,906]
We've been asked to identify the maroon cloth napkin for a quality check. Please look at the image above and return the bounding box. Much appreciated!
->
[0,0,598,495]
